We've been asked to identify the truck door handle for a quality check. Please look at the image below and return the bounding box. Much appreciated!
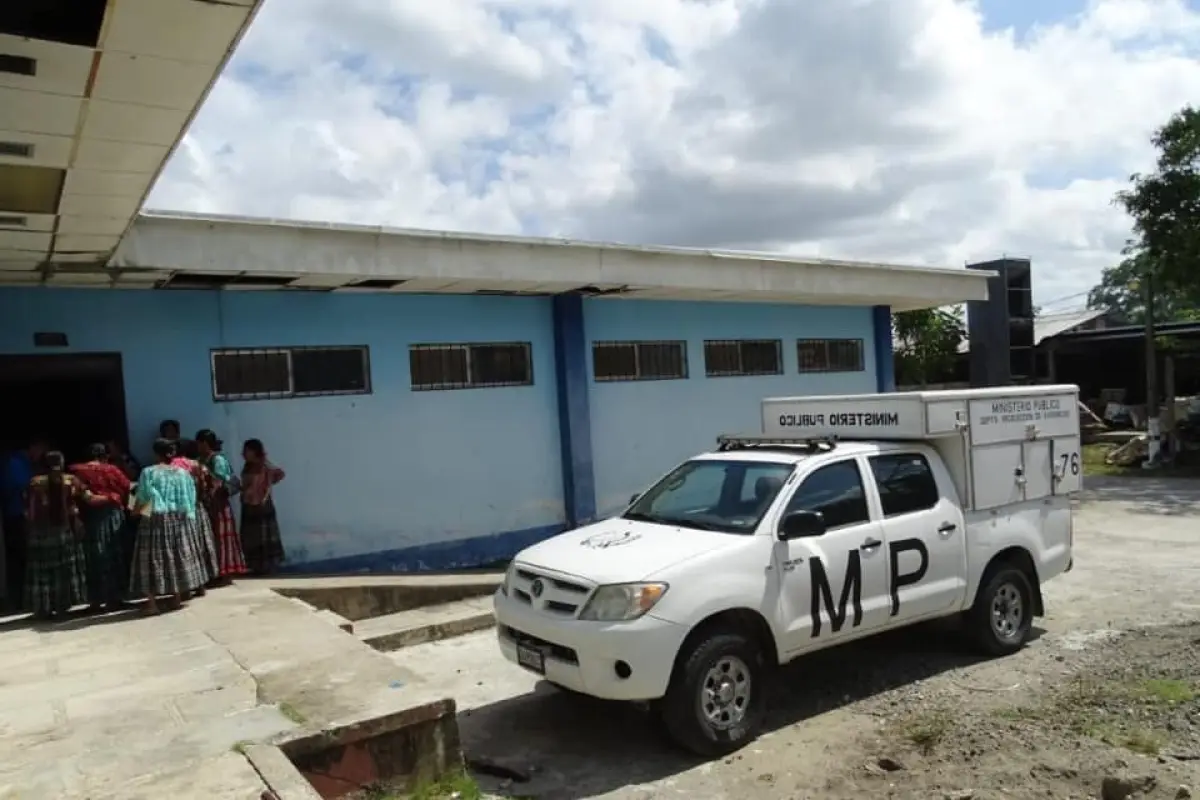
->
[860,538,882,551]
[938,522,957,534]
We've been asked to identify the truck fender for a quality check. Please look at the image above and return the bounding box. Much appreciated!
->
[669,607,782,676]
[971,546,1044,617]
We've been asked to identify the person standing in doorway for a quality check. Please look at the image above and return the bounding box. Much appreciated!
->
[23,451,89,619]
[239,439,286,576]
[195,430,247,585]
[2,437,47,612]
[70,444,133,612]
[129,439,210,615]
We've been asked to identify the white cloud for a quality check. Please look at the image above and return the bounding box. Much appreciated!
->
[149,0,1200,306]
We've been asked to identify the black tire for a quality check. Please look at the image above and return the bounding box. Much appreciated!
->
[658,631,768,758]
[968,565,1035,656]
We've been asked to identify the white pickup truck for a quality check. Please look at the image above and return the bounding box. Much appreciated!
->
[493,385,1080,756]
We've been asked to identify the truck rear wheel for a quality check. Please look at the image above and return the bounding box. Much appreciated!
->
[969,566,1034,656]
[659,630,767,758]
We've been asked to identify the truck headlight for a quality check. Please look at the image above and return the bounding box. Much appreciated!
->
[578,583,668,622]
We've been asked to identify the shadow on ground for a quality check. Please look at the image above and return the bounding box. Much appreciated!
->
[0,605,145,633]
[1079,475,1200,517]
[459,621,1044,799]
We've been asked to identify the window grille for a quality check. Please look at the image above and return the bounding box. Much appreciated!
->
[211,346,371,401]
[593,340,688,381]
[703,339,783,377]
[797,338,865,373]
[409,342,533,390]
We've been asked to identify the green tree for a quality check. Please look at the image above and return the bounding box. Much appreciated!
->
[893,306,964,387]
[1088,250,1200,324]
[1113,106,1200,309]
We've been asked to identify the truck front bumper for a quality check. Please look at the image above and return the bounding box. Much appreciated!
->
[493,588,687,701]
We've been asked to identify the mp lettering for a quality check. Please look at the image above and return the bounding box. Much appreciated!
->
[809,550,863,637]
[888,538,929,616]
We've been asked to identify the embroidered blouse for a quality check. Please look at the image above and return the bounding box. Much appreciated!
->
[69,461,132,507]
[135,464,197,518]
[241,463,285,506]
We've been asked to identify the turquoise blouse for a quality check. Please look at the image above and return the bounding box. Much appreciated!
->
[136,464,197,518]
[207,453,240,494]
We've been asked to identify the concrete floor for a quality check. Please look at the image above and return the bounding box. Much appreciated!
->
[396,476,1200,800]
[0,582,451,799]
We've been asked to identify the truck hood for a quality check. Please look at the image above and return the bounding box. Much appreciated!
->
[515,518,743,585]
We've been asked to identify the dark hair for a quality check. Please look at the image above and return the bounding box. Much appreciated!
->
[152,437,178,463]
[43,451,68,525]
[243,438,265,459]
[195,429,223,451]
[180,439,200,460]
[88,442,109,462]
[159,419,181,437]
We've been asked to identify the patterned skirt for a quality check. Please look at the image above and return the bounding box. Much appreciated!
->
[81,505,128,607]
[241,499,284,575]
[25,523,87,615]
[193,502,220,581]
[129,511,209,598]
[208,501,248,577]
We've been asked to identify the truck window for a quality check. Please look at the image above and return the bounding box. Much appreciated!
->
[868,453,939,517]
[625,460,794,534]
[781,460,869,530]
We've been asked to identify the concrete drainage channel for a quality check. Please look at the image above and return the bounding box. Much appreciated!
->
[261,576,500,799]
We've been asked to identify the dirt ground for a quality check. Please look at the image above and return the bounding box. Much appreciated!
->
[405,476,1200,800]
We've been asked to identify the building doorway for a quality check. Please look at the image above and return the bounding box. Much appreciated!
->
[0,353,129,463]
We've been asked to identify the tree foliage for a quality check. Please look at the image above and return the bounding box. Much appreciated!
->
[1086,250,1199,324]
[1094,106,1200,321]
[893,307,964,387]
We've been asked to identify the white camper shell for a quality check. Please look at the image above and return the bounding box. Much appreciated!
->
[761,384,1083,510]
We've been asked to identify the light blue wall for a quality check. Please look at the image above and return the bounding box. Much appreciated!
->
[0,288,566,568]
[584,299,878,516]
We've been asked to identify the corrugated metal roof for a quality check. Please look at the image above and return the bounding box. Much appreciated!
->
[1034,309,1109,344]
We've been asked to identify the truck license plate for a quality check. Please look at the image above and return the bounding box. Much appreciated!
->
[516,643,546,675]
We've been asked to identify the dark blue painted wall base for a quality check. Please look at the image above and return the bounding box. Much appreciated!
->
[276,523,568,575]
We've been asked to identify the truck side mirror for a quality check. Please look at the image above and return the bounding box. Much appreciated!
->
[778,510,826,540]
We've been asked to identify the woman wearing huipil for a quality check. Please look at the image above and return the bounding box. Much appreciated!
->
[239,439,285,576]
[195,430,247,584]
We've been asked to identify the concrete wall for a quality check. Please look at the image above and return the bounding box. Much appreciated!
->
[0,288,565,569]
[0,287,886,572]
[584,299,878,515]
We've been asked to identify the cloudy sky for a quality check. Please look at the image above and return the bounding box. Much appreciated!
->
[147,0,1200,308]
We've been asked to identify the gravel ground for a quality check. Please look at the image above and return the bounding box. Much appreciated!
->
[400,477,1200,800]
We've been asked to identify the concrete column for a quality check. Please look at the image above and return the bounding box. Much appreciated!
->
[872,305,896,392]
[551,294,597,528]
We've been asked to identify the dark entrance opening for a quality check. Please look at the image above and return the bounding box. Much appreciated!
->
[0,353,129,463]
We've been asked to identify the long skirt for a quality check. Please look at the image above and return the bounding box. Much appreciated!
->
[25,523,87,615]
[192,503,220,582]
[81,505,128,607]
[129,512,209,598]
[208,501,248,577]
[241,499,284,575]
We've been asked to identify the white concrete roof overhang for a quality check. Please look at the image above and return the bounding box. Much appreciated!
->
[0,0,263,274]
[87,212,991,312]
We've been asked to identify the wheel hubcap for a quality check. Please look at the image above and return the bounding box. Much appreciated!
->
[699,655,752,730]
[991,582,1024,640]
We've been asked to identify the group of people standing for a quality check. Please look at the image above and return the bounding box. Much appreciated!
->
[1,421,286,619]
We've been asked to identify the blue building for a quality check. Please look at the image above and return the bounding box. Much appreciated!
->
[0,212,990,573]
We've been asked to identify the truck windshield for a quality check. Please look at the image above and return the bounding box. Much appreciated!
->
[623,459,795,535]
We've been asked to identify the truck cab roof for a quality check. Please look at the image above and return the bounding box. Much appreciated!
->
[691,440,916,466]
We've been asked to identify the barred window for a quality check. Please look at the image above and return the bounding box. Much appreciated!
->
[409,342,533,390]
[797,338,865,373]
[593,340,688,382]
[211,346,371,401]
[703,339,783,377]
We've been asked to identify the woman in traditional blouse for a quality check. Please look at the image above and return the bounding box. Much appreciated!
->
[128,439,210,615]
[69,443,132,611]
[24,451,97,618]
[239,439,286,576]
[195,430,247,585]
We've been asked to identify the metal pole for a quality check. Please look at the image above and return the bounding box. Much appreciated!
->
[1144,268,1160,467]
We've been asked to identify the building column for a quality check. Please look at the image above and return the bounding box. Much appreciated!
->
[551,294,597,528]
[872,305,896,392]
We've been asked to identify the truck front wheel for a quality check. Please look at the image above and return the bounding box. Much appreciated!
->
[969,566,1035,656]
[659,631,768,758]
